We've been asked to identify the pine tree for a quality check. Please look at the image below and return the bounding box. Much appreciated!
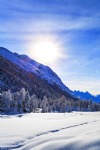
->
[1,90,12,112]
[40,96,49,112]
[20,88,26,111]
[30,94,38,112]
[24,91,31,112]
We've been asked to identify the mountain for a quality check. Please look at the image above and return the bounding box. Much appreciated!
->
[73,90,100,103]
[1,47,100,113]
[0,47,74,100]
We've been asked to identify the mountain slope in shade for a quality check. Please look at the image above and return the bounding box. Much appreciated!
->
[1,56,73,100]
[0,47,71,94]
[73,90,100,103]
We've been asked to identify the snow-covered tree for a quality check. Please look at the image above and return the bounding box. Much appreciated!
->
[24,91,31,112]
[40,96,49,112]
[1,90,12,112]
[30,94,38,112]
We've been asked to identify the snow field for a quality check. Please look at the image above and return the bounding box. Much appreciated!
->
[0,112,100,150]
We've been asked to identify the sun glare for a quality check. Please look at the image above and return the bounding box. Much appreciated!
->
[28,36,63,65]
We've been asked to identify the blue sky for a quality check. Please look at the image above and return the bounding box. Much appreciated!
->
[0,0,100,95]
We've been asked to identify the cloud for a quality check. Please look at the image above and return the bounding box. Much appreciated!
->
[0,0,100,35]
[0,0,100,95]
[0,13,100,33]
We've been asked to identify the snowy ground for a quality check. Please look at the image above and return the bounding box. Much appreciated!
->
[0,112,100,150]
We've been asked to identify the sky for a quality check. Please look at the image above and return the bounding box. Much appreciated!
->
[0,0,100,95]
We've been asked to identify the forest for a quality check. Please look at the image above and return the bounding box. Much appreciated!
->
[1,88,100,113]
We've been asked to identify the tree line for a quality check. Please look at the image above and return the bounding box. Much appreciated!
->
[0,88,100,113]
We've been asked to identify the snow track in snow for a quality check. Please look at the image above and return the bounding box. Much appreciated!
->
[0,112,100,150]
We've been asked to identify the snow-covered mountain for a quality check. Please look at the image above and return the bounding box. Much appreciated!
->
[0,47,71,94]
[1,47,99,103]
[73,90,100,103]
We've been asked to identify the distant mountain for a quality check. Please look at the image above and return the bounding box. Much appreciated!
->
[0,47,74,100]
[73,90,100,103]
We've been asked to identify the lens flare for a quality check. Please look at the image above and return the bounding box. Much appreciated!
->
[28,35,64,65]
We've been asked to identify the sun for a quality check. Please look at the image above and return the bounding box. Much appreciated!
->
[28,36,63,65]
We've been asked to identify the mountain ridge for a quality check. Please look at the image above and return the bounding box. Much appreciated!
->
[1,47,99,103]
[73,90,100,103]
[0,47,71,94]
[0,47,75,101]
